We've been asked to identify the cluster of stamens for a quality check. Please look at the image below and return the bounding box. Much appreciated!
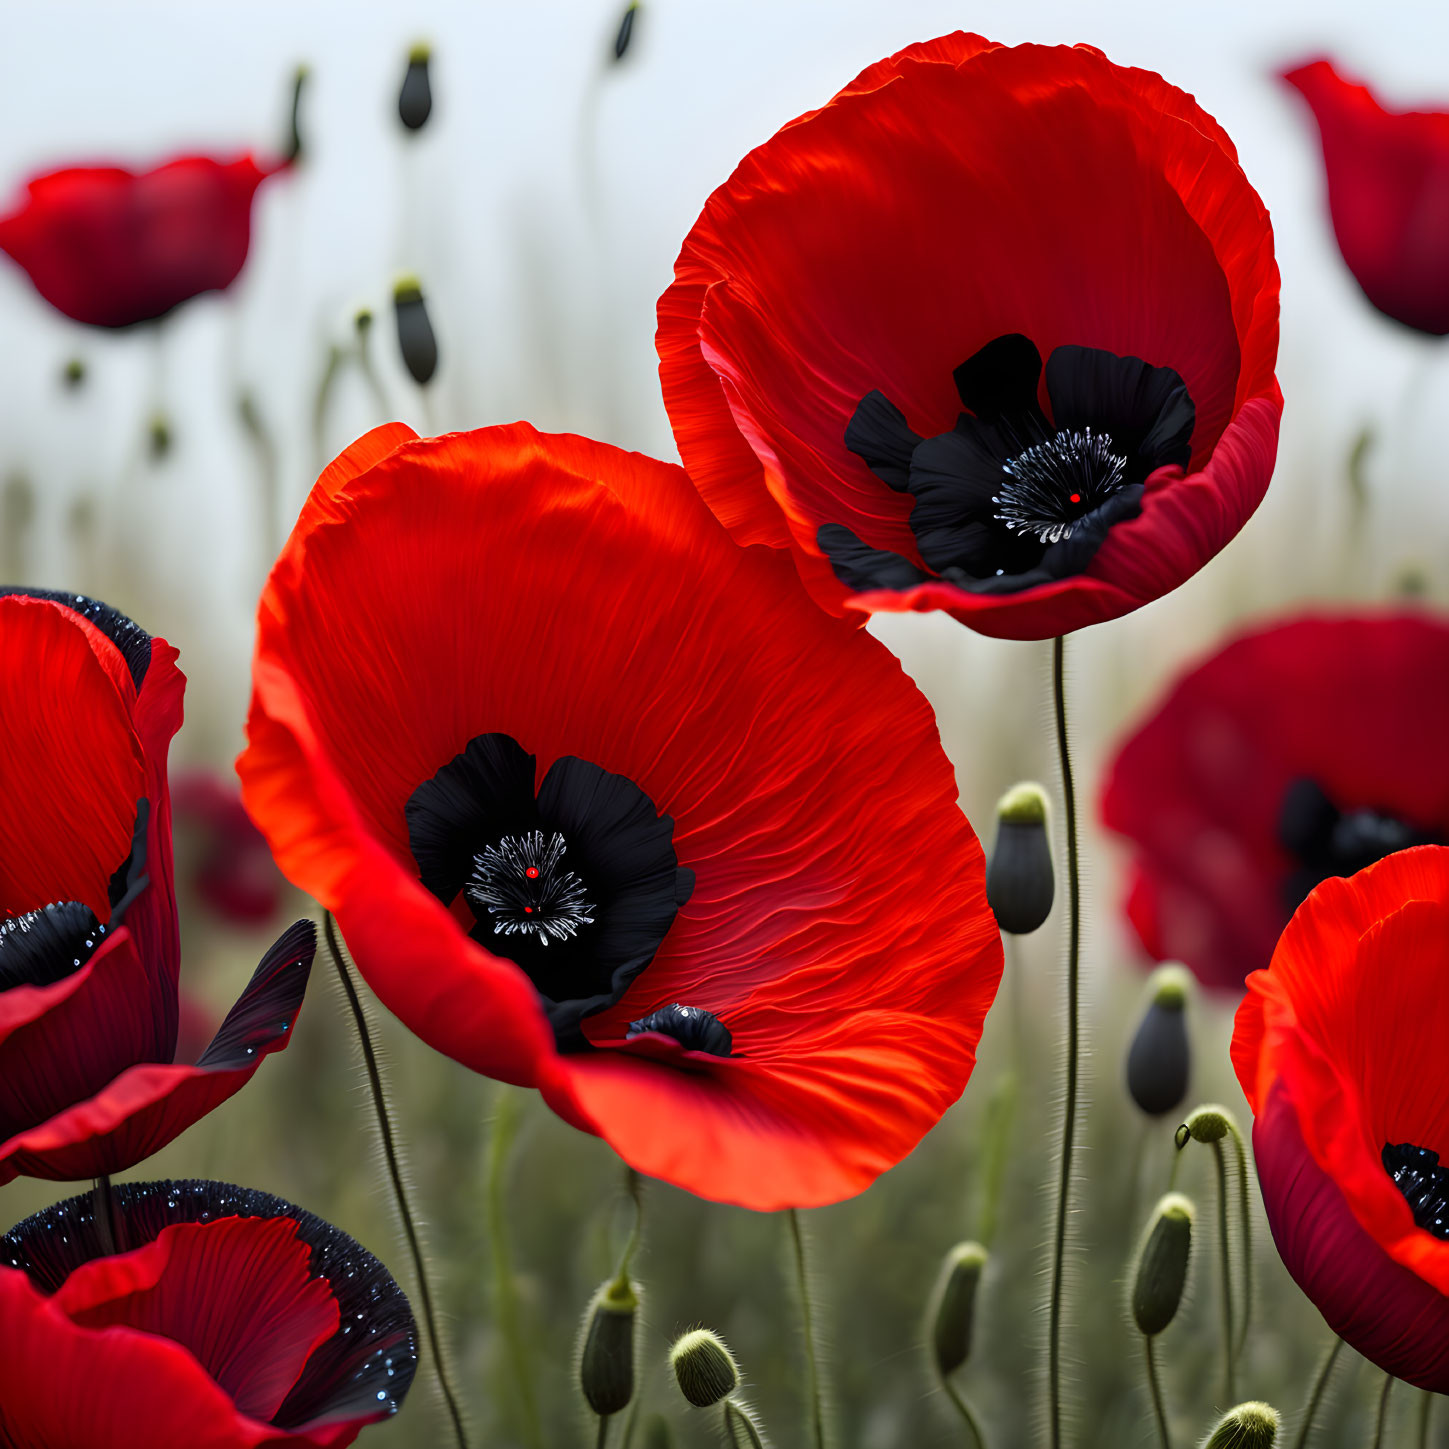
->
[994,426,1128,545]
[466,830,595,945]
[1383,1142,1449,1240]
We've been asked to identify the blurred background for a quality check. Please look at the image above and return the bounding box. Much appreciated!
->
[2,1,1446,1445]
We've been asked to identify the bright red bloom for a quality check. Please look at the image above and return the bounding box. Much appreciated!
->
[173,767,286,927]
[0,1178,416,1445]
[0,153,287,329]
[237,422,1001,1210]
[1100,611,1449,990]
[657,34,1280,640]
[0,590,314,1183]
[1233,848,1449,1389]
[1283,59,1449,336]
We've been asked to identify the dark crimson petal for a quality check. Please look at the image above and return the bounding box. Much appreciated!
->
[952,332,1044,420]
[1043,345,1194,472]
[0,586,153,689]
[195,919,315,1068]
[55,1217,338,1423]
[816,524,932,592]
[843,390,923,492]
[405,732,540,905]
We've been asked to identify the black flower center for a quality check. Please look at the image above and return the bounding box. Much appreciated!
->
[1384,1142,1449,1240]
[819,332,1195,597]
[406,733,696,1052]
[1278,778,1435,914]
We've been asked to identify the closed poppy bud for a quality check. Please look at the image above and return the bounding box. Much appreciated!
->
[1131,1193,1193,1337]
[614,3,640,62]
[398,44,433,132]
[986,783,1053,934]
[62,357,85,389]
[669,1328,739,1408]
[580,1275,638,1416]
[927,1241,987,1377]
[1126,963,1193,1116]
[393,275,438,386]
[1200,1402,1279,1449]
[1180,1104,1231,1146]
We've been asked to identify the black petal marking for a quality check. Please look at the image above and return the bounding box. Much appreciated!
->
[628,1003,732,1057]
[195,919,315,1069]
[0,902,107,993]
[0,587,152,689]
[2,1179,419,1427]
[952,333,1045,422]
[816,525,931,593]
[1384,1143,1449,1240]
[106,797,151,923]
[842,391,923,493]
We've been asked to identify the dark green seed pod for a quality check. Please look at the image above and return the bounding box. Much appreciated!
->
[669,1328,739,1408]
[393,276,439,386]
[1200,1402,1280,1448]
[398,44,433,131]
[613,3,640,61]
[1131,1193,1193,1337]
[985,783,1053,934]
[1127,963,1193,1116]
[928,1241,987,1377]
[579,1276,637,1416]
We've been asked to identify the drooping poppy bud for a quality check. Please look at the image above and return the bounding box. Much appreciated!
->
[1200,1402,1279,1448]
[393,275,438,386]
[927,1241,987,1377]
[985,782,1054,934]
[579,1275,638,1416]
[614,3,640,62]
[1126,963,1193,1116]
[62,357,86,389]
[398,44,433,132]
[669,1328,739,1408]
[1131,1193,1194,1337]
[1179,1105,1232,1147]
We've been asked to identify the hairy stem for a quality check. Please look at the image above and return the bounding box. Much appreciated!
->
[1143,1337,1171,1449]
[1226,1118,1253,1363]
[323,914,469,1449]
[1371,1374,1393,1449]
[1213,1139,1236,1403]
[787,1208,828,1449]
[1291,1335,1343,1449]
[942,1377,987,1449]
[1418,1387,1433,1449]
[1048,632,1081,1449]
[595,1413,611,1449]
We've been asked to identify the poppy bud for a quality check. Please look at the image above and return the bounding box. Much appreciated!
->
[927,1241,987,1377]
[579,1275,638,1416]
[613,3,640,62]
[723,1399,767,1448]
[985,782,1054,934]
[1131,1193,1193,1337]
[393,275,439,386]
[62,357,85,389]
[1179,1104,1231,1147]
[1200,1402,1280,1449]
[669,1328,739,1408]
[354,307,374,337]
[398,44,433,132]
[148,414,172,461]
[285,66,308,165]
[1126,963,1193,1116]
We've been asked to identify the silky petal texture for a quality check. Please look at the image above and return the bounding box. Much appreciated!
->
[1283,60,1449,336]
[1233,849,1449,1302]
[658,33,1280,639]
[0,155,280,329]
[56,1219,338,1424]
[1101,611,1449,989]
[0,1266,372,1449]
[239,422,1001,1208]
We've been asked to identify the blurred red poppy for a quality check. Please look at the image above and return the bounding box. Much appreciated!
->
[1283,59,1449,336]
[1233,848,1449,1389]
[1100,611,1449,990]
[237,422,1001,1210]
[0,590,313,1183]
[0,1178,416,1446]
[657,33,1280,640]
[173,767,285,926]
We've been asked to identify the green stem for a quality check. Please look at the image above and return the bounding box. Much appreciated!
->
[1048,632,1081,1449]
[1371,1374,1393,1449]
[1419,1388,1433,1449]
[1212,1139,1236,1403]
[1291,1336,1343,1449]
[323,914,469,1449]
[1226,1118,1253,1363]
[787,1208,828,1449]
[486,1088,543,1449]
[941,1377,987,1449]
[724,1399,768,1449]
[595,1414,611,1449]
[1143,1336,1171,1449]
[92,1174,121,1255]
[614,1167,644,1283]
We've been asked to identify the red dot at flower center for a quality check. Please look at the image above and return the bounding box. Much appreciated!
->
[1069,493,1081,504]
[525,866,539,879]
[524,906,534,914]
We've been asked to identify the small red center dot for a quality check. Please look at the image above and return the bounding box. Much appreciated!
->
[525,866,539,879]
[1069,493,1081,504]
[524,906,534,914]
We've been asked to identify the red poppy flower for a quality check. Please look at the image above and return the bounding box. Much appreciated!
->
[1233,847,1449,1389]
[0,1178,416,1445]
[656,33,1281,640]
[173,767,286,926]
[1282,59,1449,336]
[1100,610,1449,990]
[0,589,314,1183]
[237,422,1001,1210]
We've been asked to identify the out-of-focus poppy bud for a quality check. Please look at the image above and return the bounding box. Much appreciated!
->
[928,1241,987,1377]
[1126,963,1193,1116]
[669,1329,739,1409]
[1201,1402,1279,1448]
[614,4,640,62]
[1131,1193,1193,1337]
[398,44,433,132]
[62,357,85,389]
[393,275,438,386]
[985,782,1054,934]
[579,1275,638,1416]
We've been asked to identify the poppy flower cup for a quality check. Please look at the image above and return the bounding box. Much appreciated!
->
[0,1179,417,1446]
[237,422,1002,1210]
[1282,59,1449,336]
[1101,611,1449,991]
[657,33,1281,640]
[0,590,315,1183]
[1232,847,1449,1389]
